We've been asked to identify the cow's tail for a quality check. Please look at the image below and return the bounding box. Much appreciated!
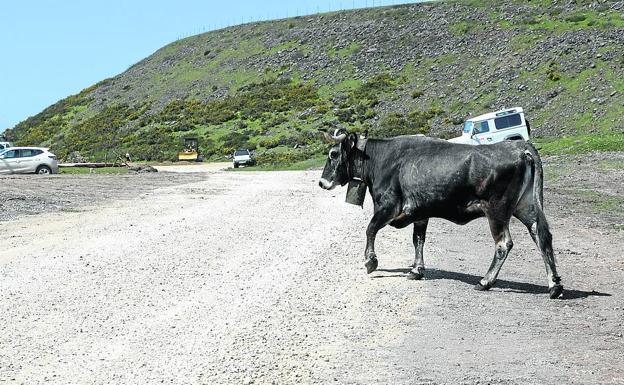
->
[523,143,555,266]
[523,142,544,210]
[523,142,562,294]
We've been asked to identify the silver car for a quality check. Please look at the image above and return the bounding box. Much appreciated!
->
[0,147,59,175]
[232,149,256,168]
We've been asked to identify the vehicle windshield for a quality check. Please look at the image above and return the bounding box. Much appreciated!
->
[234,150,249,156]
[463,121,473,134]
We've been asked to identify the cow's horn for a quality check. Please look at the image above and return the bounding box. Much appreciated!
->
[320,130,334,143]
[332,129,347,142]
[317,129,334,143]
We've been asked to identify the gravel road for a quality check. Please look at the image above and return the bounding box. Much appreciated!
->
[1,163,623,384]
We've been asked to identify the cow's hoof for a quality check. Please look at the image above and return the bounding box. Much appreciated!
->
[364,257,378,274]
[406,267,424,280]
[406,271,423,280]
[474,282,491,291]
[549,284,564,299]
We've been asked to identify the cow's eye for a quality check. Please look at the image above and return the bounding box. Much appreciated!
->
[330,150,339,160]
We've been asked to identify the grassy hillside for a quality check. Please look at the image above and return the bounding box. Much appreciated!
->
[5,0,624,162]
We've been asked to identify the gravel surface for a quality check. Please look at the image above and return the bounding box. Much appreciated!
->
[0,173,207,221]
[1,161,623,384]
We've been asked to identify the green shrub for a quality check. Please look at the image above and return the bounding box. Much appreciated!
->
[143,77,320,130]
[518,14,540,25]
[444,116,465,125]
[377,112,408,136]
[565,13,586,23]
[255,145,321,166]
[334,73,397,124]
[258,136,282,149]
[334,107,355,123]
[547,61,561,81]
[437,130,459,140]
[221,131,251,150]
[12,87,95,149]
[374,107,444,138]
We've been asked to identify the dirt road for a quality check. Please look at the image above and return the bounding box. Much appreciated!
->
[1,164,623,384]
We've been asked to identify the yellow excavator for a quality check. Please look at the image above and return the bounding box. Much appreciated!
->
[178,137,199,161]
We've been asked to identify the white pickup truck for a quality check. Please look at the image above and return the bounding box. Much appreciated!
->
[448,107,530,145]
[0,142,11,151]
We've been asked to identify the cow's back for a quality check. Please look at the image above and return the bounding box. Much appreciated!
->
[366,137,530,219]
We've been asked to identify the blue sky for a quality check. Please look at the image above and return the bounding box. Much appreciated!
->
[0,0,422,132]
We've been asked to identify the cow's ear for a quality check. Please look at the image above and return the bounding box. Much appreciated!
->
[346,133,358,151]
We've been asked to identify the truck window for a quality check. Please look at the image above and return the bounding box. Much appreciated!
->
[474,121,490,134]
[494,114,522,130]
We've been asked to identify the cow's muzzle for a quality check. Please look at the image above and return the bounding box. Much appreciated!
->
[318,178,336,190]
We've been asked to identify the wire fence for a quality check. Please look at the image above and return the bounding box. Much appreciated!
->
[174,0,425,40]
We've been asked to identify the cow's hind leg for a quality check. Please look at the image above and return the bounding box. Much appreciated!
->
[407,219,428,280]
[475,218,513,291]
[514,204,563,299]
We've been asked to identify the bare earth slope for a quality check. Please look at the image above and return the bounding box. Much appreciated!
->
[1,168,623,384]
[7,1,624,161]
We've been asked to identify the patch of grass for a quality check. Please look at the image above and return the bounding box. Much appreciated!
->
[558,67,597,93]
[232,155,326,171]
[571,112,594,133]
[566,189,624,213]
[542,162,572,183]
[267,40,301,55]
[319,79,361,99]
[534,133,624,155]
[512,9,624,31]
[598,159,624,171]
[333,73,397,124]
[337,42,361,58]
[510,33,544,51]
[328,41,362,59]
[435,53,458,65]
[450,21,470,36]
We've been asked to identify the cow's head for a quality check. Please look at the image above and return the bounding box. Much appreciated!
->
[318,128,359,190]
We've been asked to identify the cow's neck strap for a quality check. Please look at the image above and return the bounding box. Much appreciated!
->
[349,136,367,183]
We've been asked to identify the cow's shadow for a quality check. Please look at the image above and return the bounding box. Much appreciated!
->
[374,268,610,299]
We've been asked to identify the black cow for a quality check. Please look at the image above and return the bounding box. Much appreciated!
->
[318,130,563,299]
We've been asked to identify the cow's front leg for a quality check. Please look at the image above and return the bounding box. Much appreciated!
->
[407,219,428,280]
[364,206,395,274]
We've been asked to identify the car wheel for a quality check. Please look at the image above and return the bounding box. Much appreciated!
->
[36,165,52,175]
[233,163,239,168]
